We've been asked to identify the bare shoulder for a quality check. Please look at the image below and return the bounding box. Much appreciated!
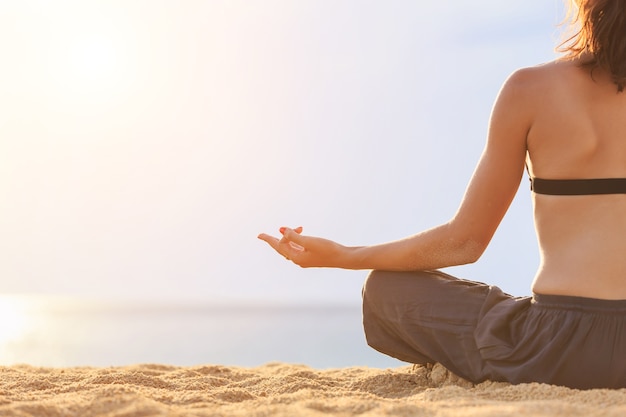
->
[493,60,577,116]
[502,60,572,96]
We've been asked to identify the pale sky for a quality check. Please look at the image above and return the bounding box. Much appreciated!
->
[0,1,564,304]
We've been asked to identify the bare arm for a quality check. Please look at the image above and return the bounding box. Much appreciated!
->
[259,70,534,270]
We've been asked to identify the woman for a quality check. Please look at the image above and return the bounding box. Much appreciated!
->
[258,0,626,389]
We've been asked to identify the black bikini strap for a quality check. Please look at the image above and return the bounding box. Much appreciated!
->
[530,178,626,195]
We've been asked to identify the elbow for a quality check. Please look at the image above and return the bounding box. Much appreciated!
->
[447,218,493,265]
[468,244,485,264]
[457,238,486,265]
[446,222,490,266]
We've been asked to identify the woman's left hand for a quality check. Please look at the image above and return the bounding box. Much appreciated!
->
[257,227,349,268]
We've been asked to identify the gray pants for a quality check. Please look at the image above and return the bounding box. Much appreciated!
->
[362,269,626,389]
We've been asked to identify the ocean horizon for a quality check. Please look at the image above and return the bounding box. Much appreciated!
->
[0,295,403,369]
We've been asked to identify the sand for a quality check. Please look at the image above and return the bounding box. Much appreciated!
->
[0,363,625,417]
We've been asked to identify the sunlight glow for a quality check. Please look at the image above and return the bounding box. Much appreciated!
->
[70,35,119,84]
[0,297,30,345]
[52,31,133,100]
[44,9,138,107]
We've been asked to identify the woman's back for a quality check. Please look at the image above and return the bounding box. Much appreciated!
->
[525,58,626,299]
[260,0,626,388]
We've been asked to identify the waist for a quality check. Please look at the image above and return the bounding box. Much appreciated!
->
[532,260,626,299]
[532,293,626,313]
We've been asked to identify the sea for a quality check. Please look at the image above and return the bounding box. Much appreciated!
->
[0,295,403,369]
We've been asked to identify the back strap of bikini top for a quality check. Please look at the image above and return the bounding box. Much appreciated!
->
[530,177,626,195]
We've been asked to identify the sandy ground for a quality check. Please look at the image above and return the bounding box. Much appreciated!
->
[0,362,625,416]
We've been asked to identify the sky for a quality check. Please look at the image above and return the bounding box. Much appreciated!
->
[0,0,566,305]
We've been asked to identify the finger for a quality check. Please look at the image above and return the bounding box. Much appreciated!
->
[257,233,281,251]
[289,241,305,252]
[279,226,303,235]
[280,235,303,252]
[259,233,297,261]
[282,227,307,247]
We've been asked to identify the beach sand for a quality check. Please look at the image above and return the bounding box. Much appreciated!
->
[0,362,625,416]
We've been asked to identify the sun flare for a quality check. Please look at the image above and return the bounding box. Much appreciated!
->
[0,297,30,345]
[44,8,138,107]
[70,35,120,83]
[51,32,133,99]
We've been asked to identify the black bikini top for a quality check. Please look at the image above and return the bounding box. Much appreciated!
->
[530,177,626,195]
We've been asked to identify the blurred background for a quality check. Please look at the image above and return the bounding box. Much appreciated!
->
[0,0,564,368]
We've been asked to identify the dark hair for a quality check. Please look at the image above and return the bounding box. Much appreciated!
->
[558,0,626,92]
